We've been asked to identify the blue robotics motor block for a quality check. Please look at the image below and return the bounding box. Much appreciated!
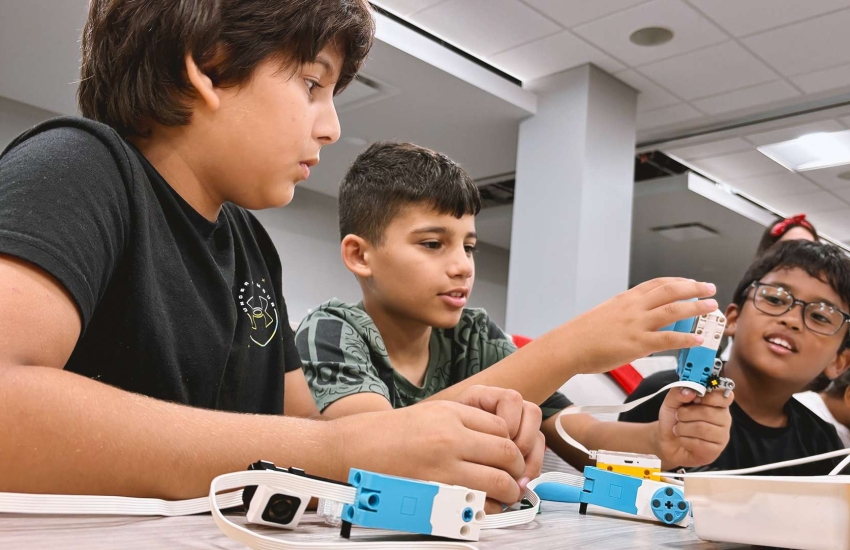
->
[661,308,734,396]
[341,469,486,541]
[578,467,690,527]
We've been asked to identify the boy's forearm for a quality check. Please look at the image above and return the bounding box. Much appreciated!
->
[430,322,587,405]
[0,365,342,499]
[540,413,660,470]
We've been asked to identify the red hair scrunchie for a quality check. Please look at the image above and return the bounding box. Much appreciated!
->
[770,214,814,237]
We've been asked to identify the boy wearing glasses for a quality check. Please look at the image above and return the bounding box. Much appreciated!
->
[620,240,850,475]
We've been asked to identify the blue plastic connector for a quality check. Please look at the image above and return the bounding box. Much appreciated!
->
[650,486,689,525]
[579,466,641,515]
[343,469,439,535]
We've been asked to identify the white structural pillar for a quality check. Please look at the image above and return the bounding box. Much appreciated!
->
[506,64,638,337]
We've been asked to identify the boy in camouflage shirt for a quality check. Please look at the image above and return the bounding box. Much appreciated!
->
[298,142,734,471]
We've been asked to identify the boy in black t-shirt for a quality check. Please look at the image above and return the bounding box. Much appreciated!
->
[621,240,850,475]
[0,0,548,506]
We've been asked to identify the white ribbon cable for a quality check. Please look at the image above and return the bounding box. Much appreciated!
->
[555,381,706,455]
[479,486,539,530]
[209,471,478,550]
[660,447,850,478]
[829,452,850,475]
[527,471,584,490]
[0,490,243,516]
[479,472,583,530]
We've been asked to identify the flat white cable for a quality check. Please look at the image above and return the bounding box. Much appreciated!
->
[658,448,850,478]
[554,381,707,455]
[829,452,850,475]
[210,470,480,550]
[0,490,243,516]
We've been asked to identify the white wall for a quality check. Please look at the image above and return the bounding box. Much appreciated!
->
[0,96,58,150]
[254,189,511,327]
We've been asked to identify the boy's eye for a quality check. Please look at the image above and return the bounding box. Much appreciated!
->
[810,312,832,324]
[464,245,478,254]
[421,241,441,250]
[763,294,786,306]
[305,79,320,93]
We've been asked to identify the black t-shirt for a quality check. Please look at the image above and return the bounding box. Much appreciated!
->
[0,117,301,413]
[619,370,845,475]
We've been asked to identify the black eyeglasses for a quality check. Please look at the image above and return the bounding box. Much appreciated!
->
[749,281,850,336]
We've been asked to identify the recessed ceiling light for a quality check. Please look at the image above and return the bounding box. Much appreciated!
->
[629,27,674,47]
[757,130,850,172]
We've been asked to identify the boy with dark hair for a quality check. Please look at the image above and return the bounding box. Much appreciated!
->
[298,141,733,472]
[0,0,546,507]
[621,239,850,474]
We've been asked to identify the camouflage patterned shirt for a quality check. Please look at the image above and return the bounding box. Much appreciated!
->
[295,299,570,418]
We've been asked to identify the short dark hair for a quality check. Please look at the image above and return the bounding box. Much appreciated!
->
[339,142,482,244]
[732,240,850,351]
[755,216,818,256]
[78,0,374,137]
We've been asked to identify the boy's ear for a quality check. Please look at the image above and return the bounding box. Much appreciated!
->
[824,347,850,381]
[341,234,372,278]
[724,303,740,338]
[185,55,221,112]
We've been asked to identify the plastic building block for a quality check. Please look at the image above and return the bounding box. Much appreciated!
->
[650,486,689,525]
[662,309,734,396]
[341,469,486,541]
[595,450,662,481]
[579,467,690,527]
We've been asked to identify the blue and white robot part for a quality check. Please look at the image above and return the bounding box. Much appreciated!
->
[579,466,690,527]
[664,309,735,396]
[342,469,487,541]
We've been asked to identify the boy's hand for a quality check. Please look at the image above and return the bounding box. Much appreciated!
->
[333,398,531,506]
[654,387,733,468]
[453,385,545,490]
[561,278,718,374]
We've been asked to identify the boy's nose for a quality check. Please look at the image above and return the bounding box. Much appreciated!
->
[778,306,804,331]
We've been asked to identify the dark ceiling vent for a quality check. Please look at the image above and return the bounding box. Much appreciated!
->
[476,151,688,209]
[650,222,719,242]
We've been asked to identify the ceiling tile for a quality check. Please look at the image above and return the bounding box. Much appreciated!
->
[808,209,850,240]
[761,191,848,216]
[489,31,624,82]
[726,173,819,198]
[691,80,799,115]
[572,0,727,66]
[831,188,850,203]
[523,0,649,28]
[687,0,850,37]
[637,42,776,100]
[792,63,850,94]
[801,165,850,190]
[690,150,787,181]
[743,9,850,76]
[371,0,448,16]
[664,137,754,161]
[636,103,701,129]
[614,69,680,112]
[745,119,846,147]
[413,0,561,57]
[840,116,850,129]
